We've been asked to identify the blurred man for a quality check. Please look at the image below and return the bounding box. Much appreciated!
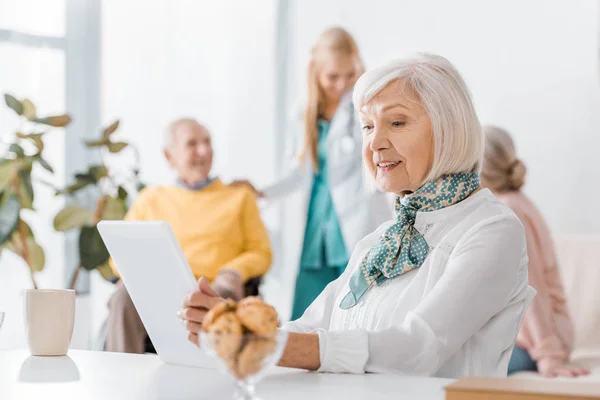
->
[106,118,272,353]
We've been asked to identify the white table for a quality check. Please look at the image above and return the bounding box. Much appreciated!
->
[0,349,453,399]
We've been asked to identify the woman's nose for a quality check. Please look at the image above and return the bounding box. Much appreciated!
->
[370,128,389,152]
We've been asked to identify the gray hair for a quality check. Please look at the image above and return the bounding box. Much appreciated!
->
[353,53,483,184]
[163,118,207,150]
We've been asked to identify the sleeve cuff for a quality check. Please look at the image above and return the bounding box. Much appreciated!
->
[527,336,568,361]
[220,265,248,282]
[315,329,369,374]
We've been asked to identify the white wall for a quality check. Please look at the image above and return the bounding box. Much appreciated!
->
[96,0,282,333]
[288,0,600,235]
[102,0,278,187]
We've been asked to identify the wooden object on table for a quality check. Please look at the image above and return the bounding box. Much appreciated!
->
[445,377,600,400]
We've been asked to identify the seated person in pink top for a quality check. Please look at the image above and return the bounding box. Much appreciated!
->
[481,126,589,378]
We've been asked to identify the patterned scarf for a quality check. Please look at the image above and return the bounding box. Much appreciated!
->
[339,172,481,309]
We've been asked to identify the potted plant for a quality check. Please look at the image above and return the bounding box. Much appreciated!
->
[52,120,144,289]
[0,94,72,289]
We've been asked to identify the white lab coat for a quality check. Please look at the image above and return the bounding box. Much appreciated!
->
[261,91,392,321]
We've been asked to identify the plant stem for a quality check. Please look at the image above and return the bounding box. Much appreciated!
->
[99,147,118,192]
[12,174,38,289]
[69,263,82,290]
[93,195,109,224]
[17,219,37,289]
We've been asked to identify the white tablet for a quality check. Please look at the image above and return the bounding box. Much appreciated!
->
[97,220,215,369]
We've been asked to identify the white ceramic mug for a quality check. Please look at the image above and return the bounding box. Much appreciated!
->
[24,289,76,356]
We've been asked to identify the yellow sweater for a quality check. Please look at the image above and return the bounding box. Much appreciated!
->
[111,179,272,282]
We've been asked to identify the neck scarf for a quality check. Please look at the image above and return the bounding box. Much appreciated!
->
[339,172,481,309]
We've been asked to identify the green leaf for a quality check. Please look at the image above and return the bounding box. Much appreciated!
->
[103,120,120,138]
[9,144,25,158]
[88,165,108,180]
[22,99,37,120]
[27,237,45,272]
[18,170,34,210]
[79,226,110,270]
[107,142,128,153]
[60,180,91,195]
[96,262,117,281]
[33,114,72,127]
[20,158,33,173]
[0,159,15,188]
[84,139,109,148]
[36,157,53,173]
[20,219,34,238]
[54,205,93,231]
[1,235,17,254]
[117,186,128,201]
[4,94,23,115]
[74,173,95,182]
[58,166,105,195]
[101,196,126,220]
[0,193,20,245]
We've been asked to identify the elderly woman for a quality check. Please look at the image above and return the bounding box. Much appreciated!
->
[180,54,533,378]
[481,126,589,378]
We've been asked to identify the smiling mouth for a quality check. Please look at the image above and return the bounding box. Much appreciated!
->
[376,161,401,172]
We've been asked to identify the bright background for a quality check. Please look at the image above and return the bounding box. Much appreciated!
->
[1,0,599,349]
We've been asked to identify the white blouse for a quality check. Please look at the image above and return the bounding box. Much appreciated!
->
[282,189,535,378]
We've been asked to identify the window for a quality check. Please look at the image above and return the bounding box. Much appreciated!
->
[0,0,99,350]
[0,0,66,36]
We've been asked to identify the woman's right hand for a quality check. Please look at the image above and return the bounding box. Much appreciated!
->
[230,179,264,198]
[538,357,590,378]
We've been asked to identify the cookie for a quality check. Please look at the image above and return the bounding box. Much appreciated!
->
[236,302,278,334]
[236,336,277,378]
[225,357,241,379]
[206,312,243,359]
[237,296,264,308]
[202,299,237,332]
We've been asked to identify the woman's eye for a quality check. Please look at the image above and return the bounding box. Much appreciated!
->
[362,125,373,133]
[392,121,406,127]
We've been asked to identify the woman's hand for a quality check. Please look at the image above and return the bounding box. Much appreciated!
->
[538,357,590,378]
[179,277,224,347]
[230,179,264,198]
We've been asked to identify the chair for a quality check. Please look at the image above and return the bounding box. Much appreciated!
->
[554,235,600,368]
[510,235,600,381]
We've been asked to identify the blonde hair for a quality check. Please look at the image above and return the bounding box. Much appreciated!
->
[353,53,483,185]
[481,125,526,192]
[303,27,364,171]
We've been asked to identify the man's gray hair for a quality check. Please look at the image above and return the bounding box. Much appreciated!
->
[353,53,483,184]
[163,118,208,150]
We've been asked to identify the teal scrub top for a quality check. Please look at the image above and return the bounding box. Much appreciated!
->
[299,119,349,269]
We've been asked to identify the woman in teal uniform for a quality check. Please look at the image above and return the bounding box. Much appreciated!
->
[292,118,350,319]
[237,28,390,321]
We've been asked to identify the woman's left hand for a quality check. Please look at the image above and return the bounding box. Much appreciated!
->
[230,179,264,198]
[538,357,590,378]
[179,277,224,347]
